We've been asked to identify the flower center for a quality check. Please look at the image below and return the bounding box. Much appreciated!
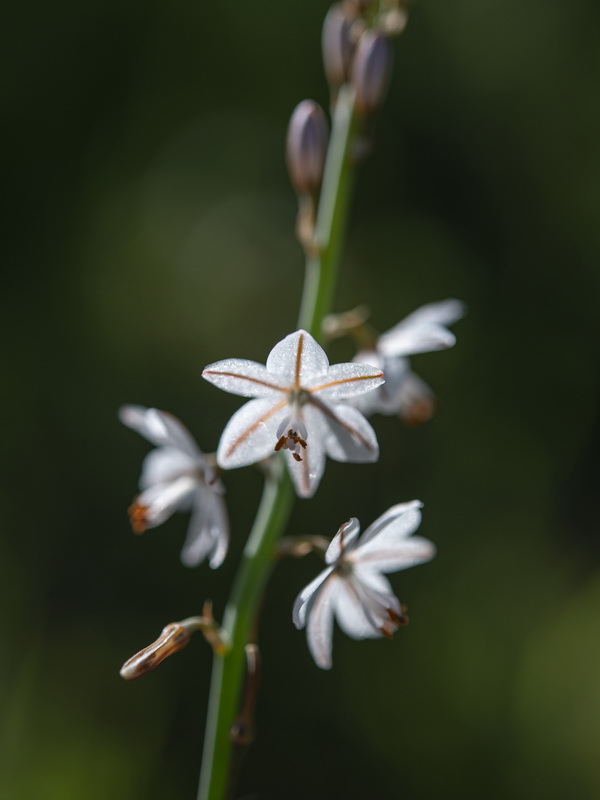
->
[274,428,307,461]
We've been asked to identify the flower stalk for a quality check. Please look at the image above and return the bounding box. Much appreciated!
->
[197,83,360,800]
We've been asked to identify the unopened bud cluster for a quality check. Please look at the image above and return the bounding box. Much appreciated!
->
[322,0,404,117]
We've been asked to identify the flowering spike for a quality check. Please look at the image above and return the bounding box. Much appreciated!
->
[286,100,329,197]
[350,30,393,117]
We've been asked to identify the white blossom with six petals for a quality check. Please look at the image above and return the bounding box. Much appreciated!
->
[293,501,435,669]
[119,405,229,568]
[202,329,384,498]
[352,299,465,422]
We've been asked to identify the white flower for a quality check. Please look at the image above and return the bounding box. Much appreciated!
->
[352,299,465,422]
[119,405,229,568]
[201,329,384,498]
[293,501,435,669]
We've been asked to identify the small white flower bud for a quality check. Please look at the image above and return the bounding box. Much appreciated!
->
[321,4,355,88]
[285,100,329,196]
[350,30,393,117]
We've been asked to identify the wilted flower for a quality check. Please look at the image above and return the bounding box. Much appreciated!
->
[293,501,435,669]
[119,405,229,568]
[202,329,384,498]
[352,299,465,422]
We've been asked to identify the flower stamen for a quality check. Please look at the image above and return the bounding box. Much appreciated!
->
[274,429,308,461]
[128,500,148,534]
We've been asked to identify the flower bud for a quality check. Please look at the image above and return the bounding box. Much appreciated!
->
[120,622,191,681]
[350,30,393,117]
[322,4,355,88]
[285,100,329,196]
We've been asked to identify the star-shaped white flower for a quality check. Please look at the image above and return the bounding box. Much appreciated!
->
[201,329,384,498]
[119,405,229,568]
[352,299,465,422]
[293,501,435,669]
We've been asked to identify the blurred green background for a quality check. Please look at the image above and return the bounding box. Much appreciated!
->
[2,0,600,798]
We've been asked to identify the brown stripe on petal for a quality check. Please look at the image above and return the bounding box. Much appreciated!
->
[308,371,384,394]
[307,395,373,451]
[300,444,310,495]
[203,370,286,393]
[225,399,287,458]
[294,333,304,388]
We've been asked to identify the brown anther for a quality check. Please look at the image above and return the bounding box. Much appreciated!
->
[387,606,409,626]
[128,500,148,534]
[274,429,308,461]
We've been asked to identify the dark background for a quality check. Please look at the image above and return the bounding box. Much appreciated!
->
[2,1,600,798]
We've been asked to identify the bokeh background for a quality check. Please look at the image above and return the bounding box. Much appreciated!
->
[3,0,600,798]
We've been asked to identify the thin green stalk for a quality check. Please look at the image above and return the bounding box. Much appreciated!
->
[298,85,358,340]
[197,84,358,800]
[197,462,293,800]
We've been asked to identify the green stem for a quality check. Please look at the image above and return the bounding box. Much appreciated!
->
[197,84,358,800]
[197,462,293,800]
[298,85,358,340]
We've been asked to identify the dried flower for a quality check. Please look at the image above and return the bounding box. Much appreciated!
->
[202,329,384,498]
[119,405,229,568]
[293,501,435,669]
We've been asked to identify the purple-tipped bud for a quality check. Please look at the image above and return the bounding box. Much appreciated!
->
[350,31,393,117]
[286,100,329,196]
[322,4,355,88]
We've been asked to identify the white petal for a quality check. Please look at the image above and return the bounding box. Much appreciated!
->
[136,475,197,528]
[378,322,456,357]
[378,299,465,358]
[119,405,201,459]
[216,397,288,469]
[266,329,329,385]
[305,575,338,670]
[397,298,466,329]
[293,565,335,629]
[285,404,327,498]
[139,447,198,491]
[353,536,436,573]
[358,501,423,546]
[351,354,410,416]
[304,362,384,400]
[315,400,379,463]
[331,576,384,639]
[180,490,229,568]
[324,518,361,564]
[202,359,287,397]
